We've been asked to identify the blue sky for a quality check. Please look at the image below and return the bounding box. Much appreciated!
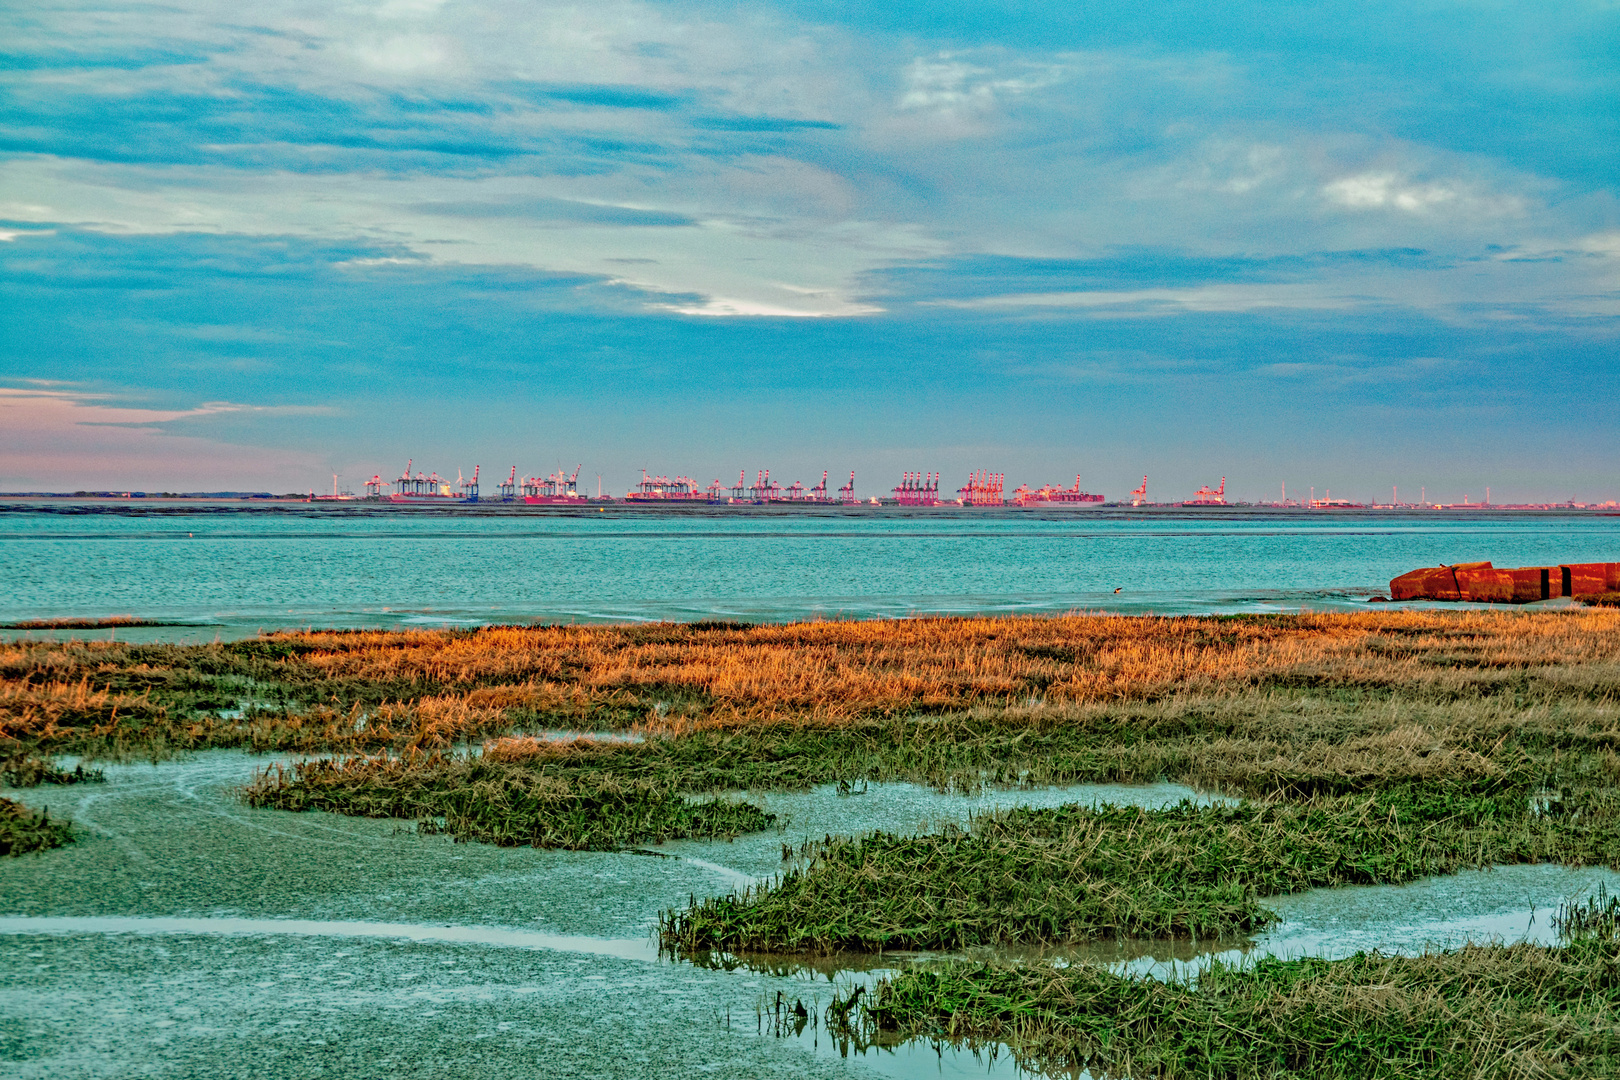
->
[1,0,1616,500]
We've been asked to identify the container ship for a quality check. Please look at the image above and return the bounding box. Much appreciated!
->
[621,469,860,504]
[723,469,854,504]
[521,466,586,505]
[1183,477,1226,506]
[624,472,710,502]
[893,471,1105,508]
[383,461,478,503]
[1011,476,1105,508]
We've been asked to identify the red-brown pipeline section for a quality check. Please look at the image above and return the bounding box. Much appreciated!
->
[1389,561,1620,602]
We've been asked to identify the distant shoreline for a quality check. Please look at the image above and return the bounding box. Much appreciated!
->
[0,497,1613,518]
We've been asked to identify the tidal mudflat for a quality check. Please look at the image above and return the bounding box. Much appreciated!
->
[0,753,1194,1078]
[5,609,1620,1077]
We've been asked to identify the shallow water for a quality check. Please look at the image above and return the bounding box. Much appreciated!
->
[4,753,1618,1079]
[2,507,1614,636]
[663,779,1231,882]
[1,754,1186,1078]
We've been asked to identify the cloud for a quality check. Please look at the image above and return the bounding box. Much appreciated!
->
[657,294,883,317]
[352,34,450,74]
[861,246,1620,327]
[862,250,1445,302]
[1578,232,1620,258]
[926,283,1362,316]
[897,52,1069,113]
[0,387,324,489]
[507,83,689,111]
[411,197,697,227]
[1,226,1615,500]
[1323,172,1456,212]
[690,116,842,132]
[375,0,451,19]
[0,0,1603,321]
[185,401,342,419]
[0,48,213,72]
[1319,168,1532,219]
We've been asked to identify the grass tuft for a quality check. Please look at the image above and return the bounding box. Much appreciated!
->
[1,755,106,787]
[0,616,169,630]
[661,785,1620,953]
[1554,887,1620,941]
[862,940,1620,1079]
[0,796,74,856]
[244,754,775,851]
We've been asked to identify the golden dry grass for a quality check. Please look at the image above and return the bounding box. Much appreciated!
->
[3,608,1618,756]
[251,608,1620,721]
[319,608,1620,739]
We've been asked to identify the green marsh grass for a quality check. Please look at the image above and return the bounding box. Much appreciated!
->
[661,784,1620,953]
[245,755,775,851]
[1553,887,1620,940]
[0,616,170,630]
[1,755,105,787]
[864,945,1620,1079]
[861,893,1620,1080]
[248,683,1620,878]
[238,684,1620,805]
[0,796,73,856]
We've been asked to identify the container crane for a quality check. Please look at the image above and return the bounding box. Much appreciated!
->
[1186,477,1226,506]
[893,471,941,506]
[957,471,1004,506]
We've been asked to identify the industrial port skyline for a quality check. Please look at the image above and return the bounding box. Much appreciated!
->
[8,463,1614,512]
[323,460,1620,510]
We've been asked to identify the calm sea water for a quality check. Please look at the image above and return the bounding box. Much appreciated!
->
[2,504,1615,639]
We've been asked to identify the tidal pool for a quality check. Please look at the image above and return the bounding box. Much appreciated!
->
[4,753,1617,1079]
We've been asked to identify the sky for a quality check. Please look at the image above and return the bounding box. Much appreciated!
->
[0,0,1616,501]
